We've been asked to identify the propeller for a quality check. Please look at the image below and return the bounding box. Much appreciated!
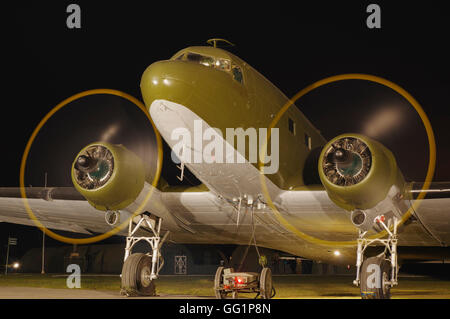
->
[25,94,157,187]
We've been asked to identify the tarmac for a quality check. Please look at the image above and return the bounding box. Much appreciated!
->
[0,285,449,299]
[0,286,209,299]
[0,274,449,299]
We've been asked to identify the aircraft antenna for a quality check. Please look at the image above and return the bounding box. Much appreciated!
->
[206,38,235,48]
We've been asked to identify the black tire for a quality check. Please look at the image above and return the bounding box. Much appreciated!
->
[259,267,273,299]
[121,253,156,296]
[360,256,392,299]
[214,266,226,299]
[214,267,234,299]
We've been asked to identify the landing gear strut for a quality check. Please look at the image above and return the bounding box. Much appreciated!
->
[353,216,399,299]
[120,213,169,296]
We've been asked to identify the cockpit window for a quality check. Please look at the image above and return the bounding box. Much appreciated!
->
[186,53,215,67]
[182,51,244,84]
[215,59,231,71]
[232,65,243,84]
[175,53,184,61]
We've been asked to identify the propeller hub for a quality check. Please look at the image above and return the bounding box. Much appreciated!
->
[322,137,372,186]
[73,145,114,190]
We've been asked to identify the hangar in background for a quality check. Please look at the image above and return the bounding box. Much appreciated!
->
[19,243,353,275]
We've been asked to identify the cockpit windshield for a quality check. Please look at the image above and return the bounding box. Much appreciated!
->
[175,51,243,84]
[186,53,215,67]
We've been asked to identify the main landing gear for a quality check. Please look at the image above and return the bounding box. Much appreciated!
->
[120,213,169,297]
[353,216,399,299]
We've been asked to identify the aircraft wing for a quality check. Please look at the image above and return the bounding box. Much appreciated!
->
[1,181,448,264]
[0,184,282,243]
[161,183,450,261]
[0,186,184,237]
[407,182,450,246]
[0,185,259,241]
[0,187,114,235]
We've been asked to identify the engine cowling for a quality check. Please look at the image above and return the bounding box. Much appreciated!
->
[318,134,408,231]
[71,142,145,211]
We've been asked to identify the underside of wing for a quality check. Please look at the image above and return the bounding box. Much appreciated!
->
[0,187,107,235]
[409,182,450,246]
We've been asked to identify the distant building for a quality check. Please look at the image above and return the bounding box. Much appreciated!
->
[20,242,353,275]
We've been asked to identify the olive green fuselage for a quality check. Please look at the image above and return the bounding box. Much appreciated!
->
[140,46,326,190]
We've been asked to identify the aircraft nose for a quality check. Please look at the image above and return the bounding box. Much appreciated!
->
[140,60,196,110]
[140,59,248,131]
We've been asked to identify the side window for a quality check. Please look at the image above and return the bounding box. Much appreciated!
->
[288,118,296,135]
[304,133,312,150]
[232,65,243,84]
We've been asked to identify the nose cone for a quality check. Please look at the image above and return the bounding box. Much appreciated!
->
[140,59,248,131]
[140,60,197,110]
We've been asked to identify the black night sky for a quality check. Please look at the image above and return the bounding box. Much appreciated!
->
[2,1,450,259]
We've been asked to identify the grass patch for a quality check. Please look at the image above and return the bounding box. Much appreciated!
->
[0,274,120,290]
[0,274,449,298]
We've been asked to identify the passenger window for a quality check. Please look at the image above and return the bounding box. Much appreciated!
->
[304,133,312,150]
[288,118,296,135]
[232,65,243,84]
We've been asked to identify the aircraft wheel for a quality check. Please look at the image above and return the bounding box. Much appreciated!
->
[259,267,273,299]
[360,256,392,299]
[121,253,156,296]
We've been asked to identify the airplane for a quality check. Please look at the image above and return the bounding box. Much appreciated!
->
[1,39,449,299]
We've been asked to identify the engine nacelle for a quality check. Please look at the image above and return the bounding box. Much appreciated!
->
[71,142,145,211]
[318,134,409,232]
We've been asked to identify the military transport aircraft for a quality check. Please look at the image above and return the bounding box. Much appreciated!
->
[1,39,449,299]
